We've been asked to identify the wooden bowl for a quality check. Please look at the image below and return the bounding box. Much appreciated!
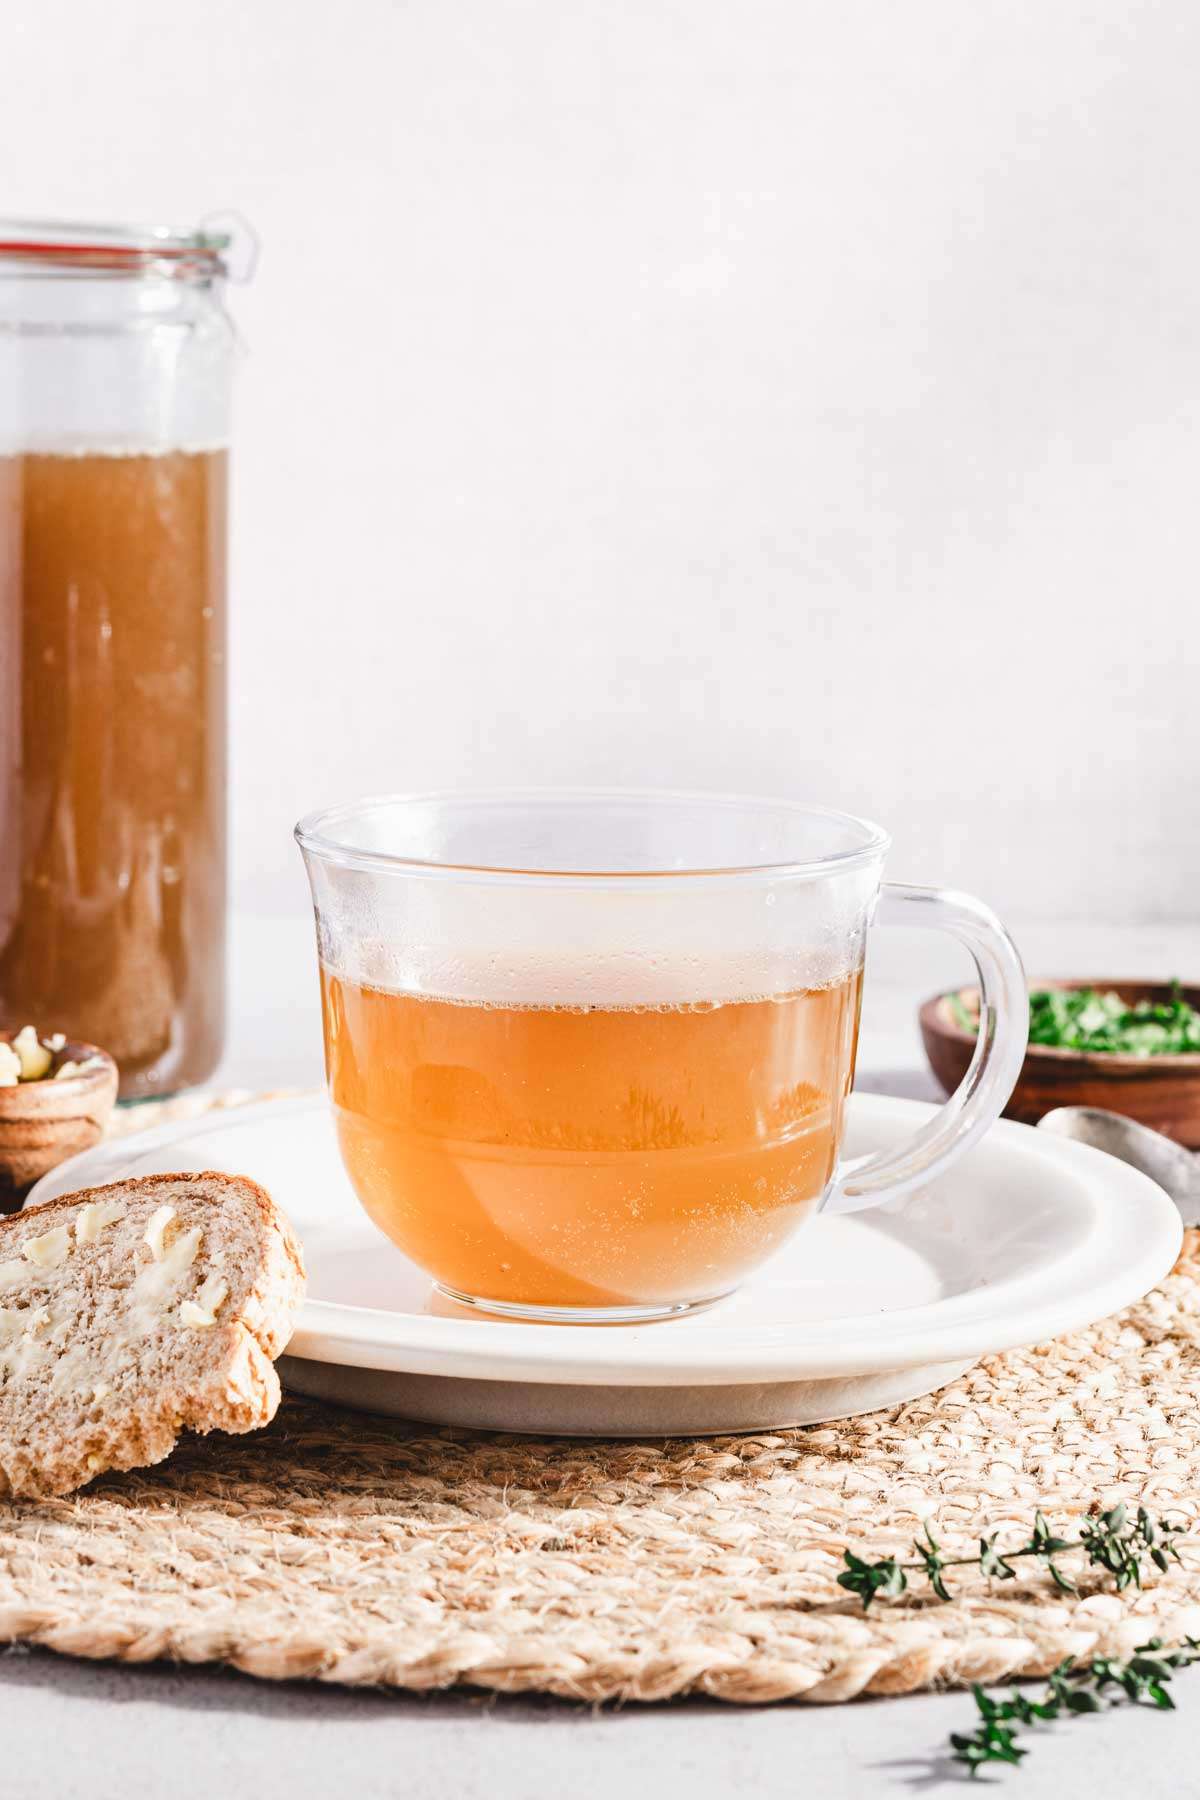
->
[0,1032,119,1204]
[919,979,1200,1149]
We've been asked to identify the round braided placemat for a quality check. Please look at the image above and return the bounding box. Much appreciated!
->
[2,1091,1199,1703]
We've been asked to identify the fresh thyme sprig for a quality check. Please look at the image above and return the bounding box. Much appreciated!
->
[837,1504,1183,1610]
[951,1638,1200,1776]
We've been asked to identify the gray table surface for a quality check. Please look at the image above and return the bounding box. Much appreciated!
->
[6,911,1197,1799]
[4,1647,1195,1800]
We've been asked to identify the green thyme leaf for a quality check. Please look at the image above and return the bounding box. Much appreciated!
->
[836,1549,906,1608]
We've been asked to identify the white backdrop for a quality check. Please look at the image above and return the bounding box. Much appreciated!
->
[4,1,1197,925]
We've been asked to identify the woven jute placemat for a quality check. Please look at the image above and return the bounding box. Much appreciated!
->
[2,1090,1199,1703]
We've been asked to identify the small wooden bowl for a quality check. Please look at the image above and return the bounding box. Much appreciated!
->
[919,980,1200,1149]
[0,1033,119,1204]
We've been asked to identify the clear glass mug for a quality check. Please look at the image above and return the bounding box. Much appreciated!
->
[297,790,1028,1323]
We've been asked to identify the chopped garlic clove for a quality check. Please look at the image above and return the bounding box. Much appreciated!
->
[44,1033,66,1053]
[12,1026,52,1082]
[195,1274,229,1316]
[143,1206,176,1261]
[57,1054,107,1080]
[164,1227,201,1276]
[23,1226,71,1269]
[179,1299,216,1328]
[75,1199,125,1244]
[0,1042,21,1083]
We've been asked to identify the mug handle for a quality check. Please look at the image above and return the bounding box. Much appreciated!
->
[824,882,1028,1216]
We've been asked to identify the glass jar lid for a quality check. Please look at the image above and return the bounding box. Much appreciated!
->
[0,217,250,282]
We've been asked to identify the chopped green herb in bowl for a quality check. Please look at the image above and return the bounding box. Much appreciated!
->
[922,978,1200,1146]
[949,982,1200,1057]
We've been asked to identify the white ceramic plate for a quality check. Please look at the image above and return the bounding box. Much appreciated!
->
[28,1093,1182,1436]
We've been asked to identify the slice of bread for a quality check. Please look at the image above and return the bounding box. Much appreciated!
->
[0,1172,306,1498]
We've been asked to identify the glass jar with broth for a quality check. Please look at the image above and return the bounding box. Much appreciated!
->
[0,219,248,1097]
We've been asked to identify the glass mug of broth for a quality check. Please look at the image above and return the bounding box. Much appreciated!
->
[297,791,1028,1323]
